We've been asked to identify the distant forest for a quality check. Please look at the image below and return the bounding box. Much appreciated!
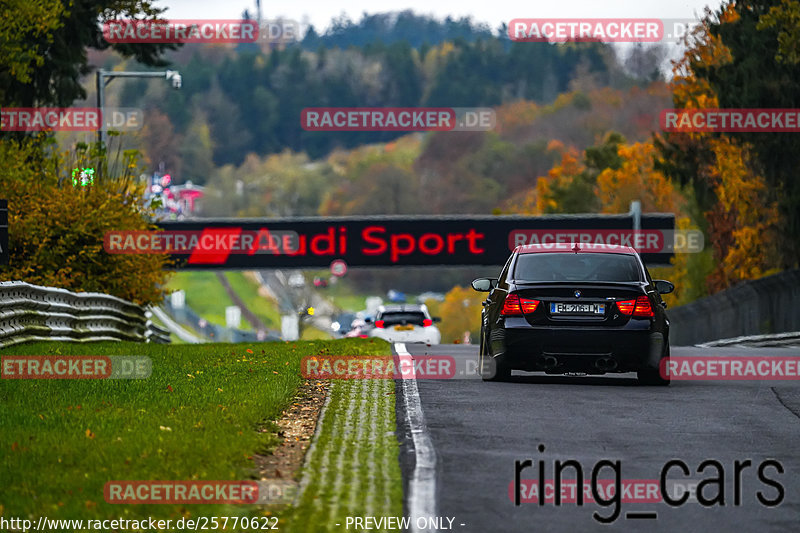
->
[90,11,664,179]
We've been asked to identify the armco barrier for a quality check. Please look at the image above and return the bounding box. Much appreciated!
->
[668,269,800,346]
[0,281,170,348]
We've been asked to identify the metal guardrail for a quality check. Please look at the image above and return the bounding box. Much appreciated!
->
[144,313,172,344]
[148,306,203,344]
[0,281,171,348]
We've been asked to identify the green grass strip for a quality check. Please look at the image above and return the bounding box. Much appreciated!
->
[282,365,403,532]
[0,339,393,530]
[165,272,236,328]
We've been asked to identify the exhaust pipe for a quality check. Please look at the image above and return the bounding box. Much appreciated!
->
[539,355,558,369]
[595,358,618,370]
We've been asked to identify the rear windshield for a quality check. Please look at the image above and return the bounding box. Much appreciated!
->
[379,312,427,326]
[513,253,642,282]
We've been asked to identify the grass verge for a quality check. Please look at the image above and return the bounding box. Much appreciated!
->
[166,272,283,332]
[307,271,368,312]
[0,338,394,530]
[281,362,402,532]
[225,272,282,330]
[165,272,236,327]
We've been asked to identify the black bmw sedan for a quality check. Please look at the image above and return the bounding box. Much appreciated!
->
[472,242,674,385]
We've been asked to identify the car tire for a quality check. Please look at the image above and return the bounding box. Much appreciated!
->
[480,339,511,382]
[637,342,670,386]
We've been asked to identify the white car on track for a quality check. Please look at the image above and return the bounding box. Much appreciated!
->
[368,304,442,344]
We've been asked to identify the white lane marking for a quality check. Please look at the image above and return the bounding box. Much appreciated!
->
[395,342,437,532]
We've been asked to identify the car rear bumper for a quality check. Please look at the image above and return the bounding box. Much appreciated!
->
[490,319,665,373]
[370,328,441,344]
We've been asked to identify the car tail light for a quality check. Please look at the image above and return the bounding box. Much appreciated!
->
[616,296,654,318]
[374,320,385,328]
[616,299,635,315]
[501,293,540,316]
[423,318,433,327]
[632,295,654,317]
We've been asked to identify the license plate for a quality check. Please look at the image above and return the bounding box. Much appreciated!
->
[550,303,605,315]
[394,324,414,331]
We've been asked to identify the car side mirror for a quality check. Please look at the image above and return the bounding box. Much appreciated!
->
[471,278,497,292]
[432,316,442,323]
[364,317,373,323]
[654,280,674,294]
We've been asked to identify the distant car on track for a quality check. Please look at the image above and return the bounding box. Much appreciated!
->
[472,243,673,385]
[330,312,356,337]
[345,318,372,338]
[416,291,446,303]
[368,304,441,344]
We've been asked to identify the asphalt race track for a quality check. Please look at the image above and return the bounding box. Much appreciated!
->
[396,343,800,532]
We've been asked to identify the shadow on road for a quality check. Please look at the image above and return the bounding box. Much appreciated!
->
[503,373,642,387]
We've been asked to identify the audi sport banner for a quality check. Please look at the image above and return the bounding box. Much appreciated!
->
[104,214,685,269]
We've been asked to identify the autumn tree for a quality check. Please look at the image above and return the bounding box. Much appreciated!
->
[179,113,215,184]
[0,137,172,304]
[501,133,625,215]
[656,3,783,290]
[596,141,683,214]
[0,0,178,110]
[0,0,64,89]
[137,109,182,178]
[436,285,485,343]
[659,1,797,268]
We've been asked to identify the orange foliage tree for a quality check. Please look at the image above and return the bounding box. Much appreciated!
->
[499,140,585,214]
[596,141,683,214]
[435,285,485,344]
[657,4,781,292]
[702,137,780,290]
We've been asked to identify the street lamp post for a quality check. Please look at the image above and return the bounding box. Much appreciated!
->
[95,69,181,147]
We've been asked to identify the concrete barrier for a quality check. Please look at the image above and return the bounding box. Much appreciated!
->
[668,269,800,345]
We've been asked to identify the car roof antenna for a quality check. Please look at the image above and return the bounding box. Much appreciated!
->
[572,243,581,253]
